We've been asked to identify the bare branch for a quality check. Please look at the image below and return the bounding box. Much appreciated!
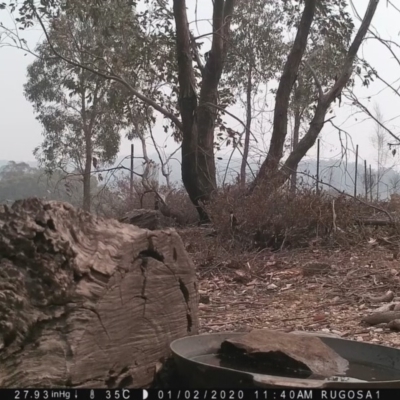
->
[345,90,400,143]
[325,0,380,104]
[258,0,317,176]
[274,0,380,184]
[302,59,323,98]
[293,170,394,222]
[203,102,258,143]
[189,31,205,76]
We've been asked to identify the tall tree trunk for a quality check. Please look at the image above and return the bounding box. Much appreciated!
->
[282,101,328,180]
[290,109,301,192]
[252,0,317,189]
[80,77,92,213]
[174,0,206,220]
[174,0,236,222]
[280,0,379,183]
[36,0,235,222]
[240,65,253,188]
[252,0,379,191]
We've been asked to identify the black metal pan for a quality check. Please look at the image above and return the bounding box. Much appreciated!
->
[170,332,400,388]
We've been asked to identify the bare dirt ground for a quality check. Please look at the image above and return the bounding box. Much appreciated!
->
[180,227,400,348]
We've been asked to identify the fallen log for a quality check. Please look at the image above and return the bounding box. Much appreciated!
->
[0,198,198,388]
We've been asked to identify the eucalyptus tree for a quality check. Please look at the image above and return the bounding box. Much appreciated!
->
[25,26,119,211]
[23,1,153,211]
[2,0,381,221]
[6,0,237,221]
[287,2,355,190]
[0,161,99,206]
[253,0,379,188]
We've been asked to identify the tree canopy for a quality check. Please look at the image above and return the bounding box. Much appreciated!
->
[0,0,385,220]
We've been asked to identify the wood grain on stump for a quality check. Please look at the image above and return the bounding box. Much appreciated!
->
[0,198,198,388]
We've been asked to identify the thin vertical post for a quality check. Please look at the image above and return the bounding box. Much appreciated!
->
[364,159,368,200]
[130,144,134,204]
[376,169,380,201]
[369,164,373,202]
[316,139,320,195]
[354,145,358,198]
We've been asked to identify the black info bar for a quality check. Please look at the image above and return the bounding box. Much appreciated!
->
[2,389,390,400]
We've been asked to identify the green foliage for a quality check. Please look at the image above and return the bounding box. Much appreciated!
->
[24,5,143,172]
[225,0,286,93]
[16,0,179,140]
[286,0,355,122]
[2,0,379,205]
[218,0,286,151]
[0,161,33,180]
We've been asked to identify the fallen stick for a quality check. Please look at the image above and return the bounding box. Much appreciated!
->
[366,290,395,303]
[374,302,399,313]
[362,311,400,325]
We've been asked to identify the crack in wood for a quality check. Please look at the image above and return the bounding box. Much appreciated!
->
[81,306,111,341]
[140,263,148,318]
[179,278,192,333]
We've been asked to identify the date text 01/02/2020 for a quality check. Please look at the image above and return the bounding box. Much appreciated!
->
[6,389,384,400]
[153,389,381,400]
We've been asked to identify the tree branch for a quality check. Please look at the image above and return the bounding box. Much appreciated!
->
[203,101,258,143]
[303,60,323,98]
[276,0,380,187]
[345,90,400,143]
[222,0,236,53]
[173,0,198,131]
[189,31,205,77]
[325,0,380,104]
[203,0,236,83]
[259,0,317,175]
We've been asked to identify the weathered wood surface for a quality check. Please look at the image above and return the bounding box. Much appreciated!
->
[0,198,198,388]
[355,219,395,226]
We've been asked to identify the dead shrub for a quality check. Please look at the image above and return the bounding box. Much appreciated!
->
[206,183,389,251]
[94,173,198,225]
[162,188,199,226]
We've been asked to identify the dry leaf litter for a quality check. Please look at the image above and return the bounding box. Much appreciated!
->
[180,227,400,348]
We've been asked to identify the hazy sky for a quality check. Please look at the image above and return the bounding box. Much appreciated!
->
[0,1,399,175]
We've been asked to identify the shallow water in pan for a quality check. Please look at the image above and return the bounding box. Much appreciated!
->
[192,353,400,382]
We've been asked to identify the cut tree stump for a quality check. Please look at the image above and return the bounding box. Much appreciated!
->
[0,198,198,388]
